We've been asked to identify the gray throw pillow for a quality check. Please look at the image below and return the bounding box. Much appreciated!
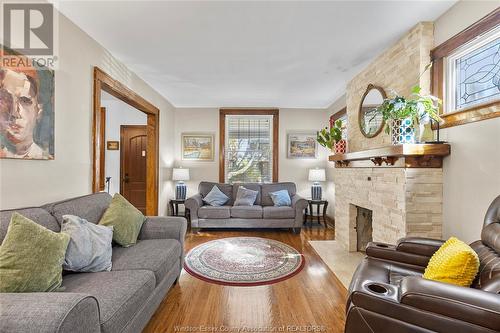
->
[234,186,258,206]
[203,185,229,206]
[61,215,113,272]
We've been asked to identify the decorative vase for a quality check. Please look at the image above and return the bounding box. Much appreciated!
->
[415,114,433,143]
[391,118,416,144]
[334,139,347,154]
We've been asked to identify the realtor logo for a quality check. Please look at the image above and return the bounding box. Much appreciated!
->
[2,2,54,56]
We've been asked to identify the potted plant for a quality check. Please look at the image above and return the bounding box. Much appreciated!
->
[378,85,442,144]
[317,119,346,154]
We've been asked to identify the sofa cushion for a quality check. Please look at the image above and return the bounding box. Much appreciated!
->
[0,207,59,243]
[62,270,155,333]
[112,239,181,283]
[261,183,296,206]
[269,190,292,207]
[45,193,112,225]
[234,186,259,206]
[199,182,234,206]
[198,206,231,219]
[263,206,295,219]
[230,206,263,219]
[232,183,261,205]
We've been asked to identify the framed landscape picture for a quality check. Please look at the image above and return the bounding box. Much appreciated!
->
[287,132,317,159]
[182,133,214,161]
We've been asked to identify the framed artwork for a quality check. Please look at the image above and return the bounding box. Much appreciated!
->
[287,132,317,159]
[182,133,214,161]
[0,47,55,160]
[107,141,119,150]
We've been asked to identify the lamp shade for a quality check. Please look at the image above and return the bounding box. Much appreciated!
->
[172,168,190,181]
[308,169,326,182]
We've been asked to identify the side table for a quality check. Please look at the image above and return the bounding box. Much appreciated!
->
[169,199,189,221]
[304,199,329,228]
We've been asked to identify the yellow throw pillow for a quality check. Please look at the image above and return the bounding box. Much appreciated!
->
[423,237,479,287]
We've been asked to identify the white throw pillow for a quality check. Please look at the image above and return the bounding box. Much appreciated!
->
[61,215,113,272]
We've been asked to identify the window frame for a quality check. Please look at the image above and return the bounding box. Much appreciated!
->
[431,8,500,129]
[219,109,279,183]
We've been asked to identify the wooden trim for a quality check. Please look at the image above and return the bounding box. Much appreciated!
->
[431,8,500,60]
[329,107,346,127]
[431,8,500,128]
[219,109,279,183]
[98,107,106,191]
[93,67,159,215]
[358,84,386,138]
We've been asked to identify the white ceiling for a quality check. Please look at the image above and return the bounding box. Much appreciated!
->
[57,1,456,108]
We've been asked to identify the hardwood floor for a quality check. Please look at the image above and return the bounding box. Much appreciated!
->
[144,226,347,333]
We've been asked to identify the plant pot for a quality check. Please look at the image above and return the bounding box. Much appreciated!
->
[334,139,347,154]
[391,118,416,145]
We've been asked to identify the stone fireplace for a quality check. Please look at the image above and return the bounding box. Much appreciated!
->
[334,167,443,252]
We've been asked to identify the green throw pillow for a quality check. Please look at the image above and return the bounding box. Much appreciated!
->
[99,193,146,247]
[0,213,70,292]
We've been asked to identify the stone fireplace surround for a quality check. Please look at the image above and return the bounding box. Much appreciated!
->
[334,167,443,252]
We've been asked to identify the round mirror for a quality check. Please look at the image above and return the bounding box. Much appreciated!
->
[358,84,386,138]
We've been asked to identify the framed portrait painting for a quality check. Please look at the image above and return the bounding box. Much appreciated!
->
[0,47,55,160]
[182,133,214,161]
[287,132,317,159]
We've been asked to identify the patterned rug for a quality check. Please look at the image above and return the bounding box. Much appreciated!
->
[184,237,305,286]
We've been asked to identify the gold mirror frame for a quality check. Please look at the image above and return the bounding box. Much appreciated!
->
[358,84,387,138]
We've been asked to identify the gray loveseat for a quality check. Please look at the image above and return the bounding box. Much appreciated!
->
[185,182,307,233]
[0,192,187,333]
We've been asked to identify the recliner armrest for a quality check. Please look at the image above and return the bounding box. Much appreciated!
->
[366,242,431,267]
[0,293,100,333]
[400,276,500,332]
[396,237,445,257]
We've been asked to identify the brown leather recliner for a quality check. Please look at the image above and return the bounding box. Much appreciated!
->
[345,195,500,333]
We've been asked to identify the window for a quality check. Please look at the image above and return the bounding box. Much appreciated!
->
[445,26,500,113]
[330,107,348,140]
[219,109,278,183]
[431,9,500,128]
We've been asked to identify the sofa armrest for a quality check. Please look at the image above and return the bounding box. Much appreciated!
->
[400,276,500,331]
[185,194,203,226]
[139,216,187,242]
[291,194,308,227]
[366,242,431,268]
[0,293,100,333]
[396,237,445,257]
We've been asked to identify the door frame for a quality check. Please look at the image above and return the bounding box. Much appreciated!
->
[92,67,159,215]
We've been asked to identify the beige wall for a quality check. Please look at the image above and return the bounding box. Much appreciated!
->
[173,108,329,205]
[0,12,176,215]
[434,1,500,243]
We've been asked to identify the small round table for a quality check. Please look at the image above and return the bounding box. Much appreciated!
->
[304,199,329,228]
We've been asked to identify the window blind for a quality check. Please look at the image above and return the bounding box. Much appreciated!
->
[225,115,273,183]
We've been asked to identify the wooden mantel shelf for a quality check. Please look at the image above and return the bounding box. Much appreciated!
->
[329,144,451,168]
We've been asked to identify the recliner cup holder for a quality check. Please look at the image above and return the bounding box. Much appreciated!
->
[366,283,388,295]
[375,244,389,248]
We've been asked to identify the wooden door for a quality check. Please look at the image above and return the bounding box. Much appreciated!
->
[120,125,147,214]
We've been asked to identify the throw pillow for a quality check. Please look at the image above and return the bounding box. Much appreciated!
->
[269,190,292,207]
[234,186,258,206]
[203,185,229,206]
[423,237,479,287]
[98,193,146,247]
[62,215,113,272]
[0,213,70,292]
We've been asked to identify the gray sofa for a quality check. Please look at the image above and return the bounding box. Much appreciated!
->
[0,192,187,333]
[185,182,308,233]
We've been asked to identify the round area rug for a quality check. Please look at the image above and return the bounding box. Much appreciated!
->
[184,237,305,286]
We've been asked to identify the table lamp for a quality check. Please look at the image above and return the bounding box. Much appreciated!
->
[309,168,326,200]
[172,167,190,200]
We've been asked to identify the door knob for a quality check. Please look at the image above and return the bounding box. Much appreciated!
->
[123,174,130,183]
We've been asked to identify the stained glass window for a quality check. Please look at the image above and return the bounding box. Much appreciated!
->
[446,26,500,113]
